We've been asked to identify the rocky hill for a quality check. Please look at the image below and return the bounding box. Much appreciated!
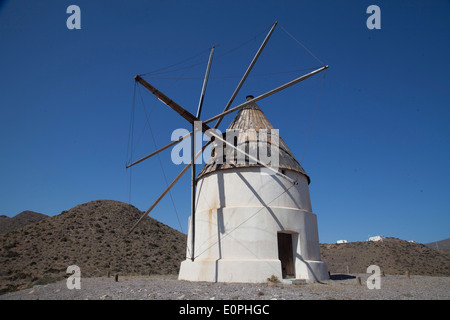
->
[0,210,48,235]
[425,238,450,251]
[320,237,450,276]
[0,200,187,294]
[1,201,449,295]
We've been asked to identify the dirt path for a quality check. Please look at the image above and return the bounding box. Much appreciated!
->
[1,273,449,300]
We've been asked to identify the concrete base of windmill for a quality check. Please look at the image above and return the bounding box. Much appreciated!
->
[178,258,328,283]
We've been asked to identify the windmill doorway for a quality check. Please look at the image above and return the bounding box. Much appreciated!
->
[277,232,295,278]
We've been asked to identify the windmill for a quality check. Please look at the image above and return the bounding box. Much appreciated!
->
[126,22,329,283]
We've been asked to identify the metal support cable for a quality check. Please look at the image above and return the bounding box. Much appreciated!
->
[278,23,326,66]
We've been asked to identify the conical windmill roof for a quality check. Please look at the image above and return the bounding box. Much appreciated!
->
[198,96,310,183]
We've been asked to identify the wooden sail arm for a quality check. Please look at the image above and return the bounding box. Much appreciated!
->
[126,65,328,169]
[213,21,278,130]
[128,141,208,235]
[128,63,320,233]
[204,65,328,125]
[127,23,278,170]
[126,132,192,169]
[196,46,215,118]
[134,75,211,133]
[127,65,327,170]
[128,161,192,235]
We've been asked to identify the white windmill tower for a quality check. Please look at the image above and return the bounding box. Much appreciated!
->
[127,22,329,283]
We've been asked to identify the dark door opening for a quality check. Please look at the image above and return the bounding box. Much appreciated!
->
[277,233,295,278]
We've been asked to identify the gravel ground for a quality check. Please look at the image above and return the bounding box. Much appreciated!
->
[1,273,449,300]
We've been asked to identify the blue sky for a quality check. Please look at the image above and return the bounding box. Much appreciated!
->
[0,0,449,244]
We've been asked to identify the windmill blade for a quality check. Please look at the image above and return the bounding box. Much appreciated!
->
[127,26,322,233]
[126,65,327,169]
[196,46,215,118]
[128,162,192,235]
[128,140,207,235]
[204,65,329,125]
[134,75,211,133]
[126,22,277,170]
[126,132,192,168]
[127,75,212,169]
[127,64,327,233]
[128,74,213,170]
[213,21,278,130]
